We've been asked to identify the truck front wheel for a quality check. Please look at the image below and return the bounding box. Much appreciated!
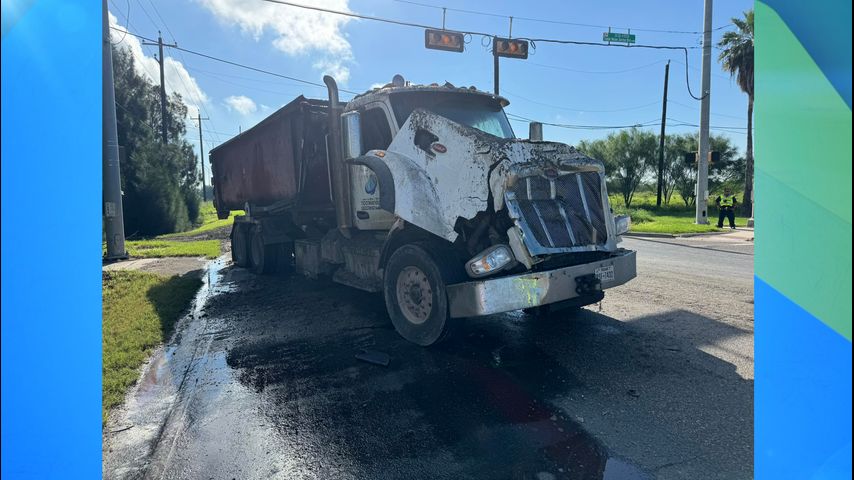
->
[384,244,452,346]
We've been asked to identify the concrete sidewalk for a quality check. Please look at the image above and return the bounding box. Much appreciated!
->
[103,257,208,277]
[627,227,754,242]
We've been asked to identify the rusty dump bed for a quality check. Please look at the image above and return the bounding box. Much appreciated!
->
[209,96,332,217]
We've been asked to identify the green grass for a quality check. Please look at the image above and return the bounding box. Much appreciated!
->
[123,239,221,259]
[611,191,749,234]
[158,202,243,239]
[102,271,202,423]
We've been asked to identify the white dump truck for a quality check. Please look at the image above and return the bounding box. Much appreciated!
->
[210,75,636,345]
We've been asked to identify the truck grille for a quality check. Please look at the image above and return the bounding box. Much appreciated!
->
[508,172,608,250]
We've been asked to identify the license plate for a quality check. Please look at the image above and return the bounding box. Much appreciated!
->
[595,265,615,283]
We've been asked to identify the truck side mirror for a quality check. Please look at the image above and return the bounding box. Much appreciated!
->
[341,111,362,159]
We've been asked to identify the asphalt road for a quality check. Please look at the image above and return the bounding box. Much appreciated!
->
[104,235,754,480]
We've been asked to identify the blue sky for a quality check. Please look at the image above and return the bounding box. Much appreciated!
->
[108,0,752,180]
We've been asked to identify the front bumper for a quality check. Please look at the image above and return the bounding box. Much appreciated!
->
[446,249,636,318]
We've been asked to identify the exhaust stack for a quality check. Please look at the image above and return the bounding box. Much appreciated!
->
[324,75,353,234]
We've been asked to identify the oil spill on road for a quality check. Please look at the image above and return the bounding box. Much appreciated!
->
[219,272,648,479]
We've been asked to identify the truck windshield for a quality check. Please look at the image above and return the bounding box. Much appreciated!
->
[391,92,515,139]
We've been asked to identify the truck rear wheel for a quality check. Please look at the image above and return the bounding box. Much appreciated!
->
[232,224,251,268]
[249,228,280,275]
[384,244,452,346]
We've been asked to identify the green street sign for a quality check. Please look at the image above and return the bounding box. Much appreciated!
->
[603,32,636,44]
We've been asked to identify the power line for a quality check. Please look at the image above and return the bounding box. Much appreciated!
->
[261,0,706,100]
[668,99,746,120]
[133,0,159,31]
[115,100,158,134]
[137,1,223,146]
[110,27,363,96]
[108,0,130,44]
[392,0,735,35]
[503,89,661,113]
[527,59,667,75]
[667,116,747,129]
[507,112,660,130]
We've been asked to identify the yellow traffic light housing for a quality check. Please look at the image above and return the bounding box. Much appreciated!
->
[425,29,465,53]
[493,37,529,59]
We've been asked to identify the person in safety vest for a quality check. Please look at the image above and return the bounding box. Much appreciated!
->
[715,187,738,229]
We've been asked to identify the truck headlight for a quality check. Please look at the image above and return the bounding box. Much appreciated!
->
[614,215,631,236]
[466,245,514,278]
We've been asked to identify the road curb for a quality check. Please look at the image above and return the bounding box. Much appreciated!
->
[624,232,676,238]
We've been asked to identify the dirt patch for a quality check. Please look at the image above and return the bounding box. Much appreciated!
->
[103,257,208,278]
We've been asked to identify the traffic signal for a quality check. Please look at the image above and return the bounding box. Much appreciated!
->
[684,152,696,165]
[493,37,529,59]
[709,151,720,164]
[425,29,465,53]
[684,151,719,165]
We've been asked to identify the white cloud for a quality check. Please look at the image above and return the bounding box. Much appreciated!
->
[196,0,354,83]
[109,12,209,115]
[224,95,258,115]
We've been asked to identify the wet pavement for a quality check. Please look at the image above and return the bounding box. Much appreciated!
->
[104,237,753,480]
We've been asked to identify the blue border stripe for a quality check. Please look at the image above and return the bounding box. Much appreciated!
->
[1,1,102,478]
[755,277,852,479]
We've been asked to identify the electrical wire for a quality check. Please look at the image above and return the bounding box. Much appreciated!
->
[392,0,735,35]
[503,89,661,113]
[110,27,363,95]
[506,112,660,130]
[527,59,667,75]
[108,0,130,44]
[260,0,707,100]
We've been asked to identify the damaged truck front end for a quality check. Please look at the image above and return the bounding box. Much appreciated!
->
[369,107,637,319]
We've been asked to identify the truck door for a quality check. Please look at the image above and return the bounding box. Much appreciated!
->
[350,106,396,230]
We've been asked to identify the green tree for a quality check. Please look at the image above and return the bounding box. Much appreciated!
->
[112,46,201,236]
[579,128,657,207]
[718,9,754,215]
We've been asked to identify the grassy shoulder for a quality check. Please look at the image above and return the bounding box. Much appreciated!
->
[158,202,243,239]
[124,239,221,259]
[107,203,241,259]
[102,271,202,423]
[612,191,749,235]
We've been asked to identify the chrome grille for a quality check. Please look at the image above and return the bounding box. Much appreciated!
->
[509,171,607,249]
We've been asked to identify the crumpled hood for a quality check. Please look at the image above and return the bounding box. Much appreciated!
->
[380,109,606,244]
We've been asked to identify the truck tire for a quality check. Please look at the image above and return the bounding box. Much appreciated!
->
[232,224,251,268]
[249,228,280,275]
[384,244,454,346]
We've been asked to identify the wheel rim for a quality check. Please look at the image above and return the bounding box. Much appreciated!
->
[395,266,433,325]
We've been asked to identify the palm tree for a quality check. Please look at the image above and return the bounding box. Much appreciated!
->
[718,10,754,219]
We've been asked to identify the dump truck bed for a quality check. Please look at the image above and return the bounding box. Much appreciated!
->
[209,96,331,217]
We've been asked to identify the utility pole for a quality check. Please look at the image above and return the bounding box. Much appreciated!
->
[493,54,500,95]
[143,32,177,144]
[695,0,713,224]
[656,61,670,207]
[103,0,127,260]
[197,112,209,201]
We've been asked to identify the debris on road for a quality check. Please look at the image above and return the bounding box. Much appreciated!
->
[355,349,391,367]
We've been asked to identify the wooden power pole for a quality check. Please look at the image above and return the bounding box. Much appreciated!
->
[143,32,177,144]
[656,61,670,207]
